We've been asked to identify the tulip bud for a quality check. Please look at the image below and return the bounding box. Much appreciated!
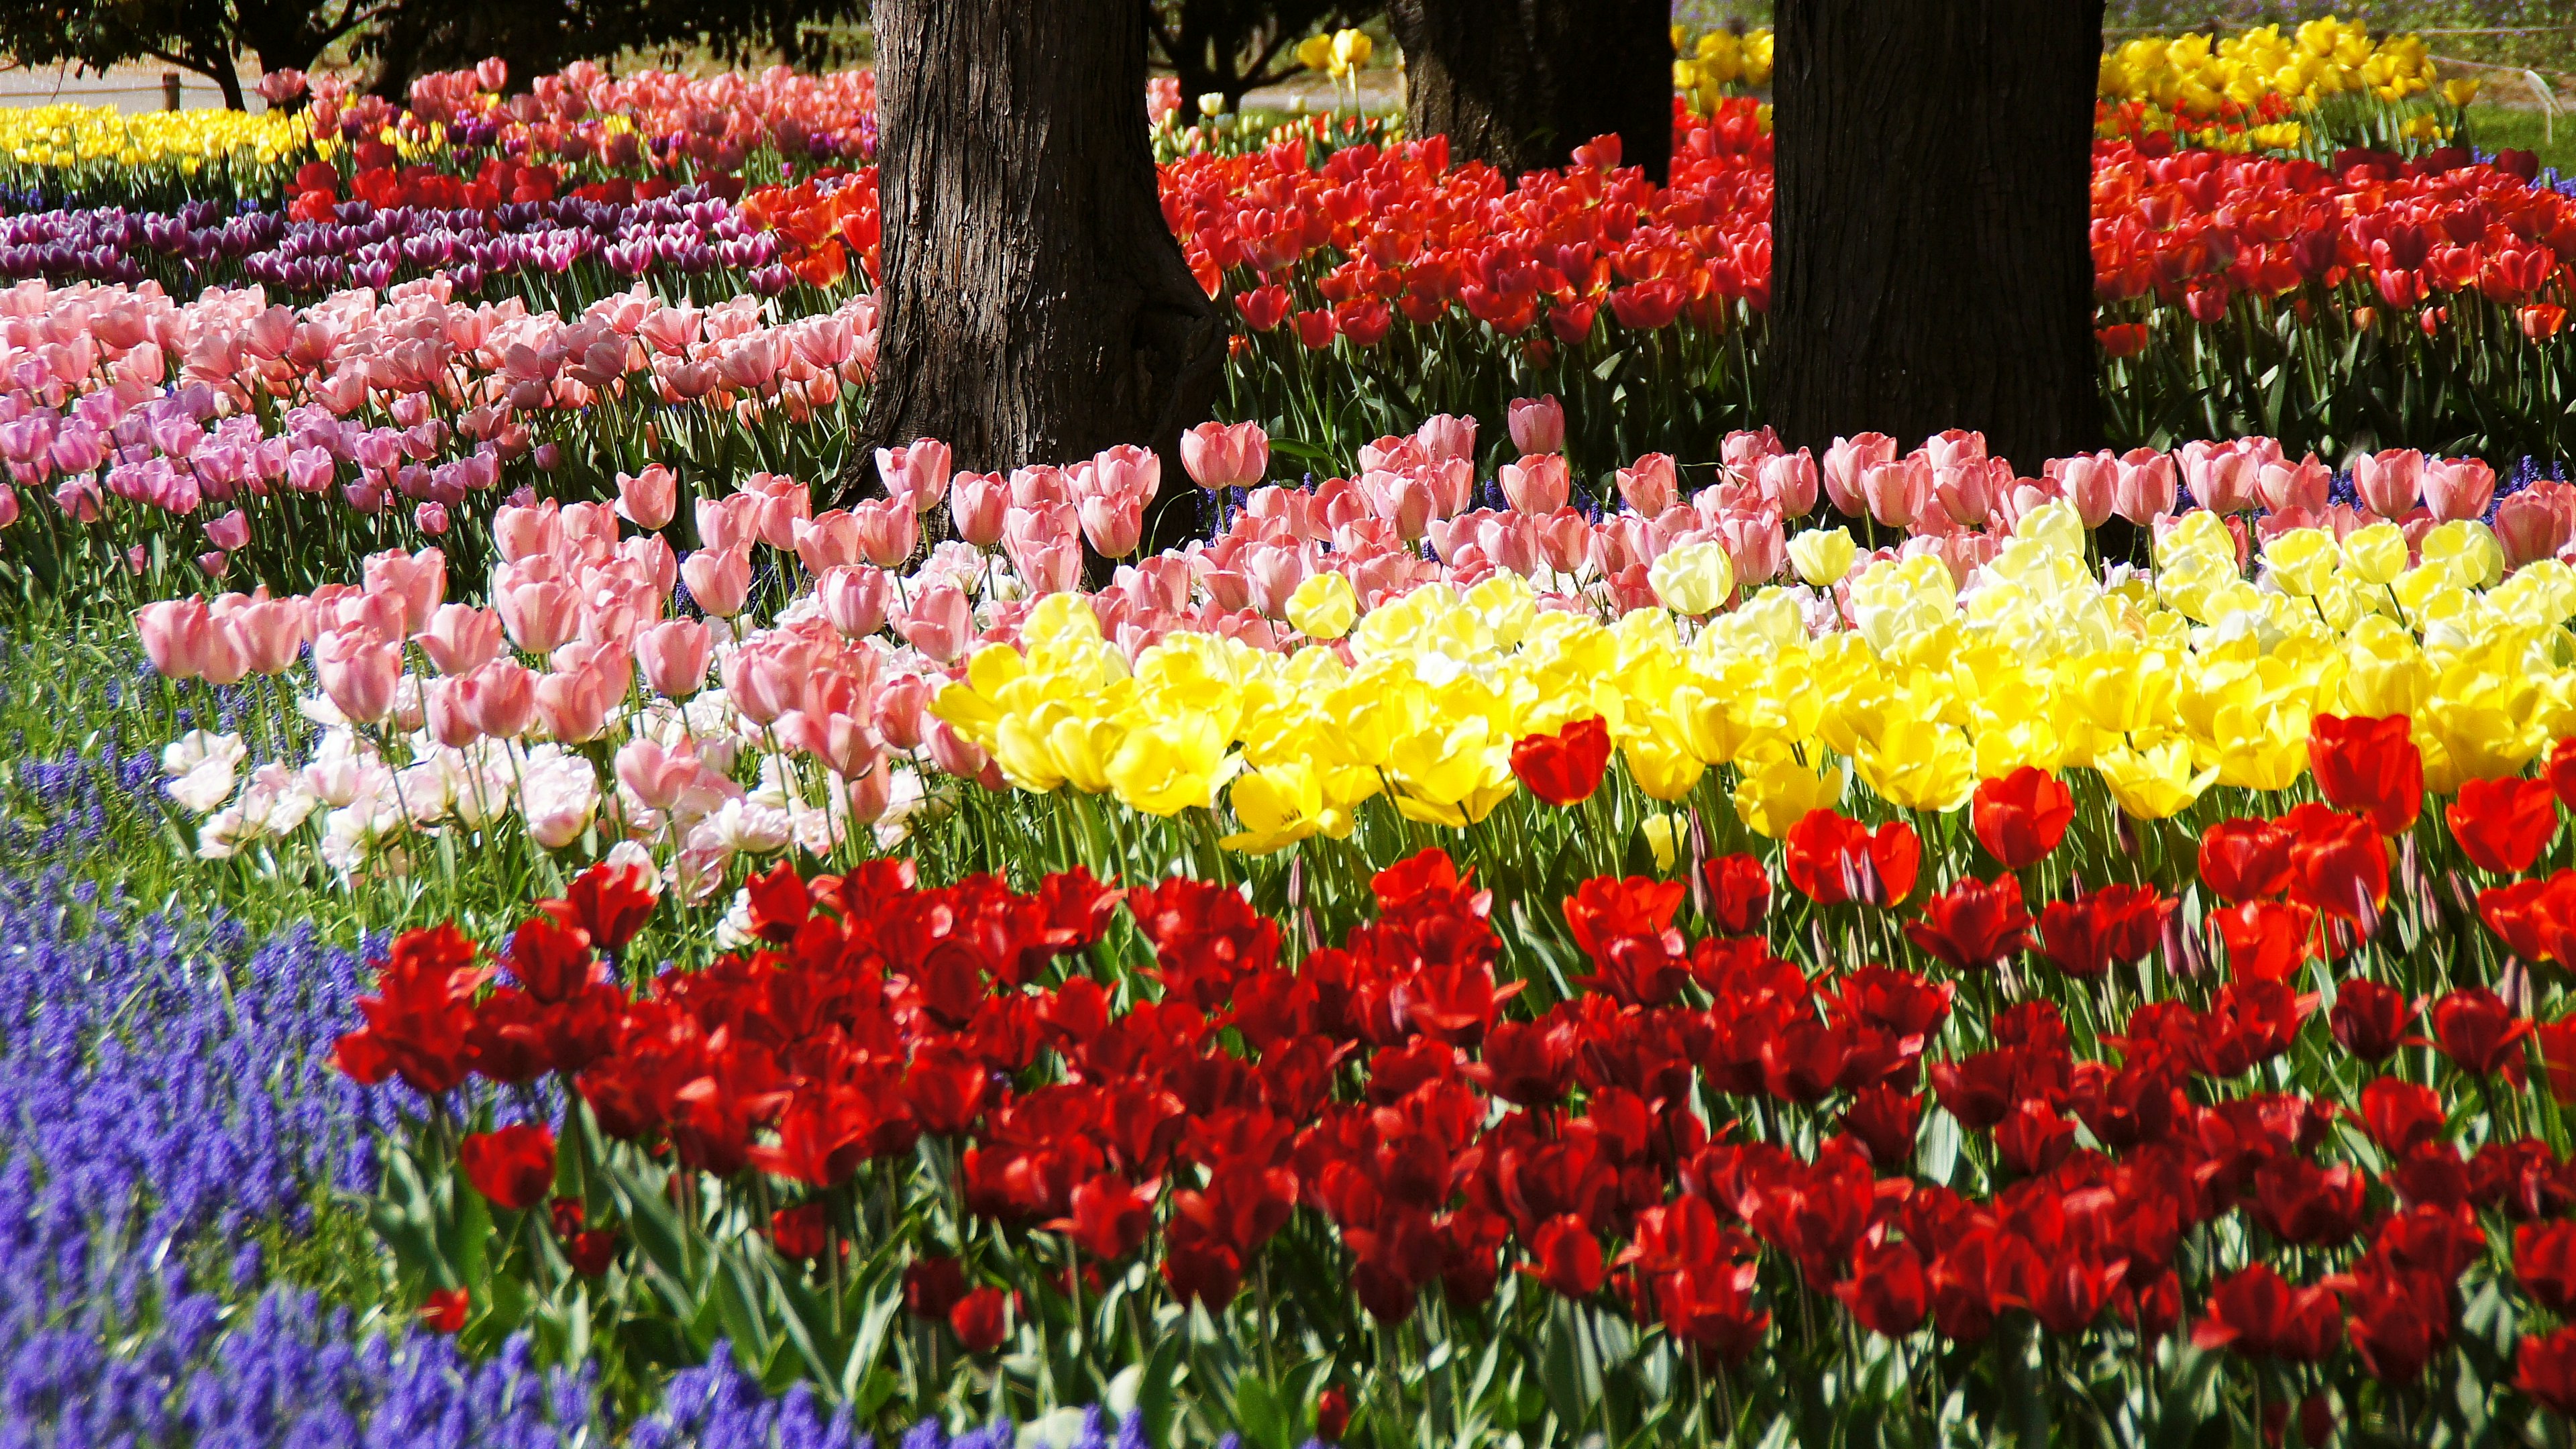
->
[1506,395,1564,455]
[1788,527,1857,587]
[615,463,678,531]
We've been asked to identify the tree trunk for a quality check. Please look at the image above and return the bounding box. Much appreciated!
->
[1386,0,1671,185]
[1769,0,2104,472]
[841,0,1225,530]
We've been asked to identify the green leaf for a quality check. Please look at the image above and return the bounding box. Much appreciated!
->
[1234,1372,1287,1449]
[1137,1332,1186,1449]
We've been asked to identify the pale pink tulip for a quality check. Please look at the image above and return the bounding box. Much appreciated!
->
[876,439,953,513]
[315,629,400,724]
[680,546,751,618]
[793,510,866,573]
[2497,484,2576,566]
[1499,453,1570,515]
[492,500,561,562]
[1179,421,1269,490]
[849,498,918,568]
[1860,459,1926,529]
[535,667,614,743]
[2256,454,2332,515]
[2353,448,2425,519]
[818,565,892,639]
[615,464,678,530]
[136,598,214,679]
[1415,414,1477,464]
[616,737,703,812]
[874,673,932,751]
[721,644,805,725]
[2111,448,2176,526]
[1507,396,1565,455]
[363,548,445,634]
[414,603,503,676]
[2055,452,2118,529]
[2421,458,2496,523]
[496,577,582,653]
[897,584,974,662]
[423,678,484,749]
[1822,433,1897,517]
[455,659,537,739]
[635,619,712,697]
[950,472,1008,547]
[696,494,754,554]
[1759,449,1819,517]
[1617,453,1680,517]
[224,597,309,676]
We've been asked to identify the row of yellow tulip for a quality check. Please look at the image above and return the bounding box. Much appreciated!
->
[932,506,2574,855]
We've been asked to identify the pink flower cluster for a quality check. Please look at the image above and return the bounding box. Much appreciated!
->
[400,62,881,174]
[0,275,875,573]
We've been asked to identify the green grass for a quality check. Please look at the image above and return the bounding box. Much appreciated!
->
[2466,101,2576,174]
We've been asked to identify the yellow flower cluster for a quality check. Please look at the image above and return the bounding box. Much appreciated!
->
[933,502,2576,853]
[0,103,311,176]
[1672,28,1775,110]
[2099,19,2453,119]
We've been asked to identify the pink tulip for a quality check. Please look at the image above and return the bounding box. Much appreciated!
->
[493,501,562,563]
[2177,439,2261,515]
[1075,490,1144,557]
[2496,484,2576,567]
[1010,464,1072,511]
[616,464,678,530]
[818,565,892,639]
[2257,454,2332,515]
[2111,448,2177,526]
[793,510,865,573]
[1507,396,1565,455]
[535,667,613,743]
[423,679,484,749]
[783,704,881,779]
[2353,448,2425,519]
[2422,457,2496,523]
[1357,470,1436,543]
[874,672,933,751]
[1014,539,1083,596]
[1860,459,1925,529]
[496,577,582,653]
[315,629,400,724]
[696,494,754,554]
[414,603,504,676]
[137,598,214,679]
[363,548,445,635]
[840,751,894,823]
[680,546,751,618]
[0,485,17,530]
[635,619,712,697]
[1923,429,1987,472]
[615,737,701,812]
[1758,449,1819,517]
[224,597,310,676]
[876,439,953,513]
[950,472,1008,547]
[1719,510,1788,584]
[1822,433,1897,517]
[744,473,812,551]
[202,510,250,552]
[2055,452,2119,529]
[1415,414,1477,464]
[1087,444,1161,508]
[928,718,1004,789]
[721,645,805,725]
[1180,421,1269,490]
[850,498,918,568]
[1499,453,1570,514]
[1933,460,2000,529]
[897,584,974,662]
[1616,453,1679,517]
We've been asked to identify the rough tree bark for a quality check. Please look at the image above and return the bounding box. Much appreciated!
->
[1386,0,1672,185]
[1769,0,2105,471]
[839,0,1225,523]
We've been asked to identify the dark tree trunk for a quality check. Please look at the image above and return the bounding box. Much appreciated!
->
[841,0,1225,528]
[1769,0,2104,472]
[1386,0,1670,185]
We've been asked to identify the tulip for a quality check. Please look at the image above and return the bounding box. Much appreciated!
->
[1648,540,1733,615]
[2353,447,2425,519]
[1821,434,1896,517]
[1487,451,1563,514]
[415,603,504,676]
[810,565,888,640]
[1505,396,1564,455]
[458,1124,555,1212]
[1077,489,1144,558]
[1179,420,1269,490]
[614,463,678,530]
[1509,717,1611,806]
[496,577,582,653]
[535,667,614,744]
[137,598,215,679]
[1759,449,1819,517]
[225,597,311,676]
[1415,413,1475,464]
[876,437,953,513]
[874,673,933,751]
[455,659,539,739]
[897,584,975,663]
[680,546,752,618]
[1970,767,2073,868]
[849,498,918,568]
[315,628,400,724]
[1616,453,1679,516]
[2420,457,2496,523]
[793,510,866,573]
[949,472,1008,547]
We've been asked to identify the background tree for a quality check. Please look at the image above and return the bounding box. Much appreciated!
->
[1769,0,2106,470]
[839,0,1224,527]
[1384,0,1671,184]
[0,0,399,109]
[1146,0,1376,116]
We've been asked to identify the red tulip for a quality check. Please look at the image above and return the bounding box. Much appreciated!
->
[2541,1019,2576,1107]
[770,1203,830,1261]
[2432,987,2534,1077]
[2448,775,2560,874]
[2353,1077,2447,1155]
[2197,817,2294,902]
[2480,878,2557,962]
[904,1254,967,1320]
[2520,1222,2576,1314]
[949,1286,1008,1352]
[1522,1214,1605,1299]
[457,1123,555,1212]
[2330,979,2422,1062]
[1782,810,1919,907]
[1048,1175,1153,1263]
[1701,853,1771,936]
[2548,737,2576,812]
[1315,1386,1352,1443]
[2205,898,2310,982]
[2191,1265,2341,1362]
[1970,767,2072,868]
[2281,804,2390,922]
[2249,1157,2366,1246]
[1833,1239,1927,1336]
[1903,874,2031,971]
[2308,714,2422,835]
[2037,883,2170,979]
[420,1287,470,1334]
[2336,1263,2451,1383]
[2517,1326,2576,1414]
[1510,716,1613,806]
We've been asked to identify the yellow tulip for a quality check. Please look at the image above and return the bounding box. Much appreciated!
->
[1222,762,1327,853]
[2094,739,2218,819]
[1855,714,1978,813]
[1788,527,1856,587]
[1287,570,1359,639]
[1642,814,1684,873]
[1649,541,1735,616]
[1734,747,1843,838]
